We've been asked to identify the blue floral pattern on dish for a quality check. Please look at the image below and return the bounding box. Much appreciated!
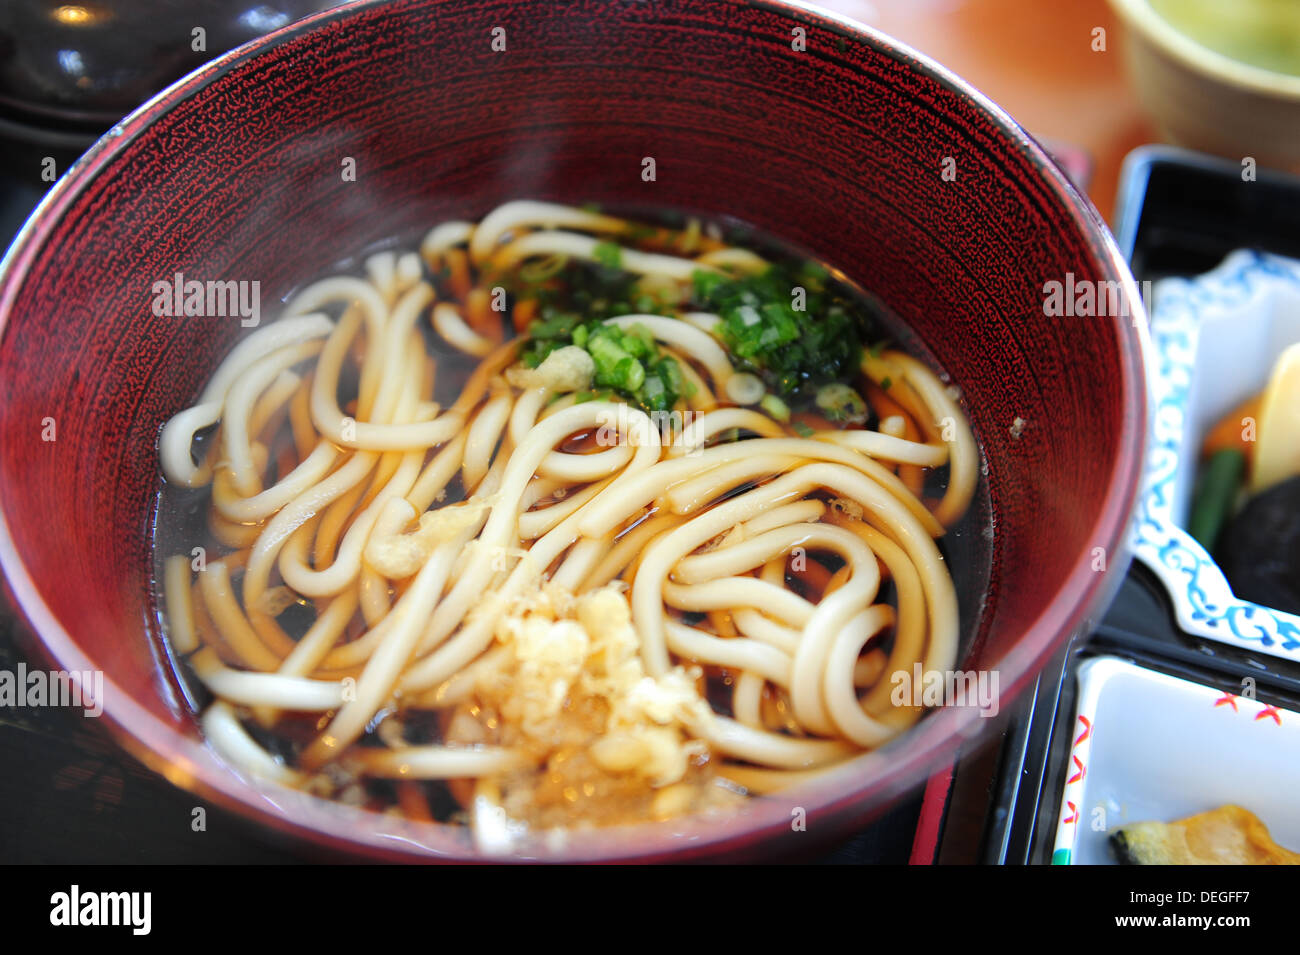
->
[1133,250,1300,659]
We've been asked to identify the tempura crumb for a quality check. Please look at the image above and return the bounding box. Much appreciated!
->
[505,345,595,393]
[447,584,739,829]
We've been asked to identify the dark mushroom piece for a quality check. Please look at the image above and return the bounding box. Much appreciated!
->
[1216,475,1300,616]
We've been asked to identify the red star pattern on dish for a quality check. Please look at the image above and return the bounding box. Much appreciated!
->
[1067,754,1086,785]
[1255,705,1282,725]
[1073,715,1091,746]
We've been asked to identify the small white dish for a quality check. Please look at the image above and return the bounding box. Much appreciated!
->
[1107,0,1300,169]
[1132,249,1300,662]
[1051,656,1300,865]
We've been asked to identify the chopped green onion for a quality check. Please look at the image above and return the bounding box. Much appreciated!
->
[692,270,725,301]
[592,240,623,270]
[815,383,869,425]
[614,356,645,391]
[691,263,873,403]
[761,393,791,422]
[519,254,570,284]
[725,372,766,405]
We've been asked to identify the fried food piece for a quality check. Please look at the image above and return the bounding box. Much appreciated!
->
[1112,805,1300,865]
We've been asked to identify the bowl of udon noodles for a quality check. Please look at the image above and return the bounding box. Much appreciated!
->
[0,0,1146,861]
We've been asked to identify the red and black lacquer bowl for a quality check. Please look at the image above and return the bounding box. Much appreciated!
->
[0,0,1146,861]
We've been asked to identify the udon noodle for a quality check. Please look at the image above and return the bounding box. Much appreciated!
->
[156,200,978,843]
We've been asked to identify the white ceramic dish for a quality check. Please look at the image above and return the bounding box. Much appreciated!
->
[1132,249,1300,662]
[1051,655,1300,865]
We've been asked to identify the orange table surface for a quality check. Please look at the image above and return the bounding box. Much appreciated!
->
[818,0,1158,227]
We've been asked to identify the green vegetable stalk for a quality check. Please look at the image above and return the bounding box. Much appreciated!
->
[1188,448,1246,552]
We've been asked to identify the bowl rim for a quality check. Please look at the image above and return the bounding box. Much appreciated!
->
[1107,0,1300,100]
[0,0,1149,861]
